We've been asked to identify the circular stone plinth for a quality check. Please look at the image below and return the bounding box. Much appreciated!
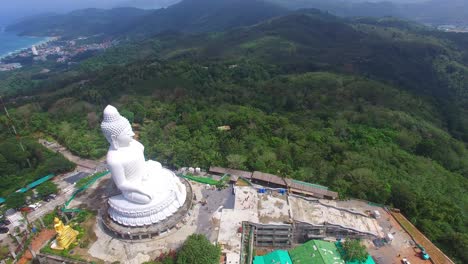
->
[100,177,193,240]
[108,169,187,227]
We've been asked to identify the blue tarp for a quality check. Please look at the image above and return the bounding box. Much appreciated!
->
[0,197,5,204]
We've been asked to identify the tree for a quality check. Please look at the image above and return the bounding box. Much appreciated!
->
[391,183,418,216]
[36,181,58,197]
[87,112,99,128]
[120,109,135,123]
[5,192,26,209]
[176,234,221,264]
[0,245,10,260]
[43,156,75,174]
[342,239,368,262]
[226,154,247,169]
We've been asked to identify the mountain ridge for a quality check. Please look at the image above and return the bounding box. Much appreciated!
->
[268,0,468,25]
[6,0,288,38]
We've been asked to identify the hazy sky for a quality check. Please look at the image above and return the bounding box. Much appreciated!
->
[0,0,428,14]
[0,0,440,26]
[0,0,180,25]
[0,0,179,11]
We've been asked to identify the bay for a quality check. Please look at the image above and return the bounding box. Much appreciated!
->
[0,29,48,59]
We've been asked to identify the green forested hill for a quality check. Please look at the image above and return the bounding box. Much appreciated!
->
[267,0,468,25]
[0,136,75,197]
[1,8,468,263]
[6,61,467,261]
[127,0,287,37]
[78,11,468,138]
[6,0,288,38]
[5,8,151,38]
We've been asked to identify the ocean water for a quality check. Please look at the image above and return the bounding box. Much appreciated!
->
[0,29,48,59]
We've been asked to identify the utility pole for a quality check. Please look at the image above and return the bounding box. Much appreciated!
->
[0,95,31,168]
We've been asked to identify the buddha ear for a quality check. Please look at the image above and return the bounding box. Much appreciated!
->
[111,134,120,149]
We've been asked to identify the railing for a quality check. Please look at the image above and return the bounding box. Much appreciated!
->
[391,212,454,264]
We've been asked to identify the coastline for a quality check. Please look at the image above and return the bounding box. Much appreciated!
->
[0,34,56,62]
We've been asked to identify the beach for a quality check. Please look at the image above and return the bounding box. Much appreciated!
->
[0,31,53,61]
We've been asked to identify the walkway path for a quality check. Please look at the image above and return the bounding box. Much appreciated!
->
[18,229,55,264]
[38,139,105,173]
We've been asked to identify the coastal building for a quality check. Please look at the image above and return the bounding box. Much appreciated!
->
[0,63,22,71]
[32,45,38,56]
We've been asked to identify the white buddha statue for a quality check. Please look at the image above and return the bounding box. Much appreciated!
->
[101,105,186,226]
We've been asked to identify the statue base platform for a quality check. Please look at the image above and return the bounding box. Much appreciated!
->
[107,169,187,227]
[50,240,63,250]
[100,177,193,240]
[50,238,77,251]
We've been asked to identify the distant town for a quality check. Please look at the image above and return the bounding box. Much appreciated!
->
[0,36,117,71]
[437,24,468,33]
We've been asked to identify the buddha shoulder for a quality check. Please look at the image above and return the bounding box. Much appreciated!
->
[130,140,144,150]
[106,149,129,164]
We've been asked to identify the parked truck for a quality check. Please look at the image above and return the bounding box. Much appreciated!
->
[417,244,430,260]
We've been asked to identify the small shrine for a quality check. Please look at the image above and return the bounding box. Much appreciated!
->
[50,217,79,250]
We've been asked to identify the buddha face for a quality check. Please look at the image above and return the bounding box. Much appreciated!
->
[112,125,135,148]
[101,105,136,149]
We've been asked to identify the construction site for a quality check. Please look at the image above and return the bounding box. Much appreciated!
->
[1,164,455,264]
[206,167,454,264]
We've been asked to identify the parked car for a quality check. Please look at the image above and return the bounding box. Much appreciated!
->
[20,207,34,213]
[28,202,42,210]
[43,193,58,202]
[0,227,9,234]
[0,219,11,225]
[5,209,16,216]
[402,258,411,264]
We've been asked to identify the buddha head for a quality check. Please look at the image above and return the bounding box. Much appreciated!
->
[101,105,135,149]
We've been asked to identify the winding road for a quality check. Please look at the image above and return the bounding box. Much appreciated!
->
[5,139,106,232]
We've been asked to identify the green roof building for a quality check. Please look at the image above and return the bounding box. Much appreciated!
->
[253,250,293,264]
[289,240,345,264]
[346,255,376,264]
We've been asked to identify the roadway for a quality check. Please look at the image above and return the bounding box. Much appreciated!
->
[5,139,106,233]
[38,139,106,173]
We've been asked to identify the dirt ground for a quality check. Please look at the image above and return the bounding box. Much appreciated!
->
[71,176,115,211]
[18,229,55,264]
[367,209,429,264]
[391,212,450,264]
[66,215,104,263]
[236,178,251,186]
[49,216,103,264]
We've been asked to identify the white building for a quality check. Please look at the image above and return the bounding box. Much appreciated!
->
[31,45,39,56]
